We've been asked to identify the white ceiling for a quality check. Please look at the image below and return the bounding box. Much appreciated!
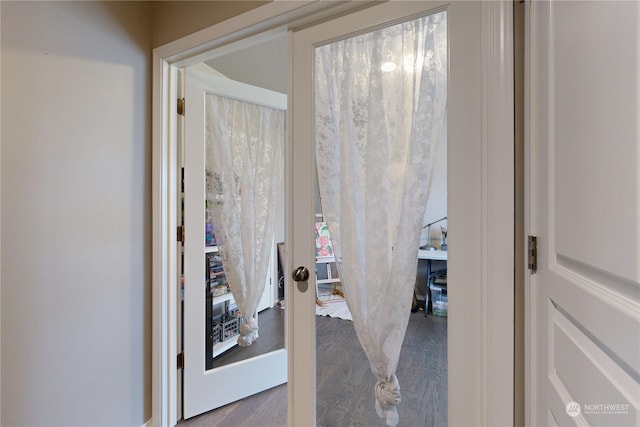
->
[204,33,288,94]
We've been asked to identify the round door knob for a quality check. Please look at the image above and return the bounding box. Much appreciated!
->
[292,266,310,282]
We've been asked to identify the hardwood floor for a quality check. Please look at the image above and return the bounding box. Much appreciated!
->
[179,310,447,427]
[211,307,285,369]
[316,312,447,427]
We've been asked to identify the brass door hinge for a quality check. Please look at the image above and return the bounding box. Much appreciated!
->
[177,98,185,116]
[177,352,184,369]
[528,235,537,274]
[177,226,185,242]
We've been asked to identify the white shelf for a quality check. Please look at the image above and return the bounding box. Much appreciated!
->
[212,292,234,305]
[316,252,342,304]
[316,255,336,263]
[317,278,341,284]
[205,245,219,253]
[212,335,239,358]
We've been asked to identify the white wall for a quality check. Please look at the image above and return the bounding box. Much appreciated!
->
[420,131,448,247]
[1,2,152,425]
[416,137,447,297]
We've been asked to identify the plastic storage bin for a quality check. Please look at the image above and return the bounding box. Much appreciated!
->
[430,283,448,317]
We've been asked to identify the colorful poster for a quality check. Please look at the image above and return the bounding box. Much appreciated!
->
[315,222,334,257]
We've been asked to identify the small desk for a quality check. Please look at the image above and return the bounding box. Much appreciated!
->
[418,249,448,262]
[418,249,448,316]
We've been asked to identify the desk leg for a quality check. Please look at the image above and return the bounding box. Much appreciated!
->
[425,259,432,317]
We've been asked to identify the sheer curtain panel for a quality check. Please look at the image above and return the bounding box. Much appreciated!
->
[206,94,284,346]
[314,12,447,426]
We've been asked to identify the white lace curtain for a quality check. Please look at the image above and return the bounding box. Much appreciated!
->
[206,94,284,346]
[315,12,447,426]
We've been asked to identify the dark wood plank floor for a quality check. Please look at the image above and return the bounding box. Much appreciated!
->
[179,310,447,427]
[212,307,285,369]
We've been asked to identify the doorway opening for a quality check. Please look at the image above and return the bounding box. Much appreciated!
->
[177,18,449,423]
[152,2,515,426]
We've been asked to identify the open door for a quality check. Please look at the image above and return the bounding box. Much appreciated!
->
[526,2,639,425]
[182,67,287,419]
[290,1,511,426]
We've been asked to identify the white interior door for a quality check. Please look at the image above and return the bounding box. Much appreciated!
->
[290,1,494,426]
[527,2,640,425]
[182,67,287,419]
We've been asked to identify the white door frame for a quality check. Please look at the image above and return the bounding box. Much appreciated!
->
[151,1,515,426]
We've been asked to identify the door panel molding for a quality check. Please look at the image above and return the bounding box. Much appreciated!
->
[556,254,640,307]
